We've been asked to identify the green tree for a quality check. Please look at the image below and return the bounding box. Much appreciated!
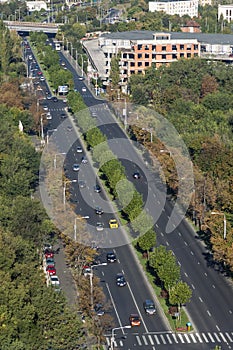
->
[169,281,192,318]
[137,228,156,259]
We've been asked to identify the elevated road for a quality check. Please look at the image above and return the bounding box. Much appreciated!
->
[4,20,62,34]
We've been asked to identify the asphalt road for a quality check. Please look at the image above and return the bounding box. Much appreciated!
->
[24,43,233,349]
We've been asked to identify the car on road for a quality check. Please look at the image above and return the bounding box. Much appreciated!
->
[143,299,156,315]
[40,76,45,81]
[46,112,52,120]
[79,180,86,188]
[95,207,103,215]
[106,252,116,263]
[94,185,101,193]
[46,258,55,266]
[129,314,141,327]
[116,273,127,287]
[96,222,104,231]
[47,95,52,100]
[76,146,83,153]
[50,275,60,286]
[78,76,84,81]
[46,265,56,276]
[72,164,80,172]
[52,96,58,102]
[43,105,48,111]
[60,113,67,119]
[94,303,104,316]
[82,87,86,92]
[109,219,118,229]
[81,156,88,164]
[44,250,54,259]
[133,171,141,179]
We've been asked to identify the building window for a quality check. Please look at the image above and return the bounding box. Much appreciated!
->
[194,45,198,50]
[145,53,150,59]
[187,45,192,50]
[180,53,184,57]
[152,45,156,51]
[172,54,177,59]
[187,53,191,58]
[194,53,198,57]
[145,45,150,50]
[162,46,166,51]
[152,54,156,59]
[138,54,142,59]
[130,71,135,74]
[138,70,143,74]
[138,44,142,50]
[180,45,184,50]
[138,62,142,67]
[162,54,166,59]
[123,53,127,58]
[172,45,177,50]
[145,62,150,67]
[131,62,135,67]
[129,54,134,59]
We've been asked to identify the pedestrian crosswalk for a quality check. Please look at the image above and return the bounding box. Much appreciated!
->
[105,331,233,347]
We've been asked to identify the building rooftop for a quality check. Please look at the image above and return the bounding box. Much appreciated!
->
[101,30,233,45]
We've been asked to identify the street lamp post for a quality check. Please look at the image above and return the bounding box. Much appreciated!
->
[46,128,57,144]
[54,152,66,169]
[74,216,90,241]
[110,325,131,350]
[63,180,77,210]
[90,263,107,311]
[40,113,48,144]
[211,211,227,240]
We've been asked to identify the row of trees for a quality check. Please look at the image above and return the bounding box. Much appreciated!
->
[129,57,233,271]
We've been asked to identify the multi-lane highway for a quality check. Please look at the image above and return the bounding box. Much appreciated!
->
[24,41,233,349]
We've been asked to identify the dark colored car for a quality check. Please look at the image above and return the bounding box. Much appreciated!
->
[52,96,58,102]
[106,252,116,263]
[81,156,88,164]
[95,207,103,215]
[94,303,104,316]
[46,258,55,266]
[94,185,101,193]
[143,299,156,315]
[116,273,127,287]
[79,180,86,188]
[133,171,141,179]
[60,113,67,119]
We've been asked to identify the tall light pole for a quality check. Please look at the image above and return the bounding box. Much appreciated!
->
[110,325,131,350]
[46,128,57,145]
[54,152,66,169]
[90,263,107,311]
[211,211,227,240]
[63,180,77,210]
[40,113,47,144]
[74,216,89,241]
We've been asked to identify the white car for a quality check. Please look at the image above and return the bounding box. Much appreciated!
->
[96,222,104,232]
[50,275,60,286]
[76,146,83,153]
[82,87,87,92]
[46,112,52,120]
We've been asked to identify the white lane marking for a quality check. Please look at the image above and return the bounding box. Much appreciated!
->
[201,333,209,342]
[172,334,179,343]
[195,333,203,343]
[126,282,148,333]
[178,261,181,266]
[161,232,164,237]
[207,333,215,342]
[166,334,173,344]
[177,334,185,343]
[102,271,104,276]
[207,310,211,316]
[225,333,233,342]
[154,335,160,344]
[219,333,227,342]
[212,285,215,288]
[190,334,197,343]
[136,336,142,345]
[160,335,166,344]
[178,232,181,236]
[105,283,124,331]
[142,335,148,345]
[216,325,220,331]
[166,241,169,246]
[148,335,154,345]
[106,338,110,345]
[191,251,194,255]
[122,269,125,274]
[191,284,195,289]
[155,224,159,228]
[205,272,208,276]
[214,333,221,342]
[184,241,188,246]
[229,310,232,314]
[184,272,188,277]
[119,340,123,346]
[199,297,203,303]
[183,334,191,343]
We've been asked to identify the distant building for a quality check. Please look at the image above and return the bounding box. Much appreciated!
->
[26,1,48,12]
[218,4,233,23]
[199,0,212,6]
[181,20,201,33]
[149,0,198,18]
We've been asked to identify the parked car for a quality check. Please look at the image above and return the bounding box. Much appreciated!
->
[94,185,101,193]
[94,303,104,316]
[46,265,56,276]
[50,275,60,286]
[46,258,55,266]
[76,146,83,153]
[143,299,156,315]
[116,273,126,287]
[44,250,54,259]
[129,314,141,327]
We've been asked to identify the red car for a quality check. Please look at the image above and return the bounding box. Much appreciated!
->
[46,265,56,276]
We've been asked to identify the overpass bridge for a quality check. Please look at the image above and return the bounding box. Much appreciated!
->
[3,21,63,34]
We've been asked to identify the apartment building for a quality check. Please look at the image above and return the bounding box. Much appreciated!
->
[218,4,233,23]
[149,0,198,18]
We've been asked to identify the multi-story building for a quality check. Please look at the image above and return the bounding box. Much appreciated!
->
[83,31,233,92]
[149,0,198,18]
[218,4,233,23]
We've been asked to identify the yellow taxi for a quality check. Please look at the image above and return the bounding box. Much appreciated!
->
[109,219,118,229]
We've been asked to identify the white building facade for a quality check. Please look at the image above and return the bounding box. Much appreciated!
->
[218,4,233,23]
[149,0,198,17]
[26,1,48,12]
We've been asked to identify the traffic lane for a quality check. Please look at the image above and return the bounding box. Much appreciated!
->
[156,215,233,331]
